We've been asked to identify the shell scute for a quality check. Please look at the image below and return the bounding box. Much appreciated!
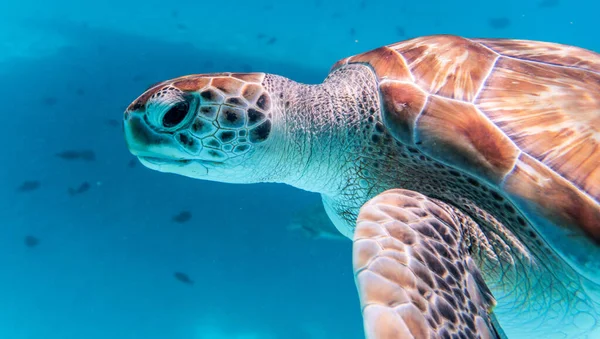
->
[472,38,600,74]
[414,95,520,184]
[349,46,412,81]
[475,56,600,200]
[502,153,600,242]
[231,73,265,83]
[389,35,499,102]
[172,77,211,92]
[379,82,428,144]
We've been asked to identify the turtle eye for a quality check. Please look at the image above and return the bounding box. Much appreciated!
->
[162,101,190,129]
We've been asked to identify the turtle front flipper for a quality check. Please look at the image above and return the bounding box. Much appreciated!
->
[353,189,504,339]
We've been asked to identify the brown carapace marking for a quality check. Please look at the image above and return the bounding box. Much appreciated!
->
[242,83,264,103]
[340,34,600,240]
[502,153,600,242]
[126,72,267,113]
[211,77,244,96]
[415,95,521,184]
[476,57,600,199]
[473,38,600,73]
[231,73,265,83]
[348,47,413,81]
[389,35,499,102]
[173,77,210,92]
[379,82,427,144]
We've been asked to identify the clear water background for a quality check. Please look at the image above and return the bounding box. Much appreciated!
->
[0,0,598,338]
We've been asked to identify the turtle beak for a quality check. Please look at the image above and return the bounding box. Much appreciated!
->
[123,110,198,166]
[123,111,169,157]
[123,111,150,156]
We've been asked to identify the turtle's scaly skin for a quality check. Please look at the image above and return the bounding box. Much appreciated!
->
[123,35,600,338]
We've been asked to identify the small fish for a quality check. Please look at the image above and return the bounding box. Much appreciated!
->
[17,180,40,192]
[488,17,511,29]
[55,150,96,161]
[68,182,91,196]
[172,211,192,223]
[56,150,81,160]
[176,23,188,31]
[24,235,39,248]
[174,272,194,285]
[266,37,277,45]
[287,203,346,241]
[128,159,138,168]
[287,221,346,241]
[350,28,356,36]
[105,119,120,127]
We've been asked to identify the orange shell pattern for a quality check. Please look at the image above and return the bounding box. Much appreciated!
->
[331,35,600,242]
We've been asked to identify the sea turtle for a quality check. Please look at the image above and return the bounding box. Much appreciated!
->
[123,35,600,338]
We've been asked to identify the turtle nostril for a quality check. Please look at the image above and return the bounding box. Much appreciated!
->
[162,101,190,128]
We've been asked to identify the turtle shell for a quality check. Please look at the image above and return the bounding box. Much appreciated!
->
[331,35,600,245]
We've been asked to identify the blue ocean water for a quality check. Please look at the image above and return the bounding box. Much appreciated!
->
[0,0,598,338]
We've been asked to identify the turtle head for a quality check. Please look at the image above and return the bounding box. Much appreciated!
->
[123,73,279,183]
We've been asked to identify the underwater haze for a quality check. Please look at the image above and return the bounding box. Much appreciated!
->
[0,0,598,338]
